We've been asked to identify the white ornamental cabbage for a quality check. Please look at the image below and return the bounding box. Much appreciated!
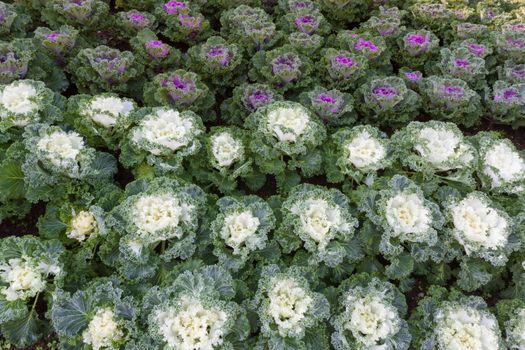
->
[85,95,134,128]
[220,211,261,254]
[451,192,511,260]
[110,178,205,262]
[246,101,326,172]
[0,80,38,126]
[434,304,502,350]
[331,278,410,350]
[414,126,474,170]
[346,130,386,169]
[36,129,84,173]
[482,139,525,190]
[155,296,228,350]
[132,108,202,156]
[344,295,402,348]
[0,257,47,301]
[371,176,443,260]
[132,193,195,239]
[393,121,475,176]
[82,308,123,350]
[344,129,387,170]
[211,131,243,168]
[505,308,525,350]
[332,126,391,182]
[255,266,330,342]
[279,184,358,267]
[267,105,310,142]
[211,196,275,270]
[291,198,348,249]
[266,278,313,337]
[385,192,432,240]
[67,210,97,242]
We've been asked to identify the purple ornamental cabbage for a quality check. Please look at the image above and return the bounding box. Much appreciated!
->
[398,68,424,90]
[321,48,367,90]
[116,10,157,38]
[186,36,243,87]
[496,31,525,63]
[287,32,324,55]
[189,36,240,72]
[271,53,302,84]
[159,3,210,44]
[143,69,215,117]
[364,7,405,38]
[163,0,189,15]
[453,22,489,40]
[354,38,379,53]
[144,40,171,59]
[280,0,317,13]
[0,39,34,84]
[70,45,140,93]
[33,26,78,61]
[410,3,452,30]
[0,2,18,36]
[243,86,275,111]
[249,45,313,92]
[404,32,433,55]
[403,70,423,82]
[465,43,486,57]
[420,76,482,127]
[129,28,181,78]
[356,76,421,125]
[394,30,439,68]
[220,5,279,52]
[294,14,320,35]
[455,40,494,66]
[220,83,283,125]
[488,80,525,126]
[45,0,109,27]
[160,74,200,105]
[438,48,487,88]
[336,31,387,64]
[279,10,330,37]
[499,61,525,84]
[300,86,355,126]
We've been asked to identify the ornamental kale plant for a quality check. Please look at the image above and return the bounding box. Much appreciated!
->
[3,0,525,349]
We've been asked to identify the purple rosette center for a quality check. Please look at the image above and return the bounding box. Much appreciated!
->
[89,51,127,79]
[271,54,301,84]
[243,89,273,111]
[127,12,146,25]
[495,89,519,102]
[405,71,422,81]
[512,66,525,78]
[407,33,428,46]
[334,55,355,67]
[0,49,28,80]
[160,74,199,105]
[354,38,378,53]
[178,14,202,30]
[45,33,63,42]
[294,15,319,35]
[373,86,397,98]
[442,85,464,99]
[507,37,525,49]
[164,0,188,15]
[313,93,343,115]
[455,58,470,68]
[145,40,171,59]
[467,43,485,57]
[206,46,231,66]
